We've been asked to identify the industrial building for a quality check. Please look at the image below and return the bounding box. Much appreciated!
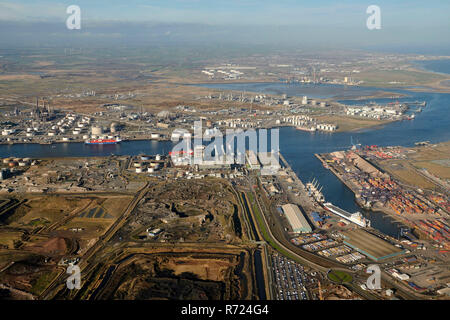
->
[246,150,261,170]
[281,204,312,234]
[342,229,405,261]
[258,152,281,175]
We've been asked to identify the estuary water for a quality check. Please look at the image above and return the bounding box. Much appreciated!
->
[413,59,450,75]
[1,83,449,237]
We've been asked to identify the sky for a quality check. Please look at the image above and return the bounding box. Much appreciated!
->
[0,0,449,52]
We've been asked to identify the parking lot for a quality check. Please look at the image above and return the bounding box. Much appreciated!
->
[271,253,319,300]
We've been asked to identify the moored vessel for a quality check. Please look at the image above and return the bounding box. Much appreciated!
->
[85,137,121,145]
[323,202,371,227]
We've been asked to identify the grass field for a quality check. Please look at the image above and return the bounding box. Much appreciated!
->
[327,270,353,284]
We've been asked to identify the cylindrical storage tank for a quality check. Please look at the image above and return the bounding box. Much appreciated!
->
[133,162,141,167]
[18,162,27,167]
[147,168,154,173]
[151,133,160,139]
[62,137,70,141]
[3,158,12,164]
[73,131,80,135]
[136,168,143,173]
[155,154,161,161]
[26,133,34,137]
[27,128,33,132]
[140,155,150,161]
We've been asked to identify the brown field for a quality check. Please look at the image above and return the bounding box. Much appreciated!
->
[0,231,23,249]
[381,162,436,189]
[315,114,391,132]
[24,237,68,256]
[377,141,450,189]
[163,256,235,282]
[357,68,449,90]
[0,74,41,81]
[7,196,93,228]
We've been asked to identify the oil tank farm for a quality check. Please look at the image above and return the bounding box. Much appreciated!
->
[281,204,312,234]
[342,229,405,261]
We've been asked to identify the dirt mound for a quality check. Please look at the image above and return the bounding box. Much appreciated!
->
[25,237,68,256]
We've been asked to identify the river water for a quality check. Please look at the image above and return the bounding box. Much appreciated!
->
[1,83,449,237]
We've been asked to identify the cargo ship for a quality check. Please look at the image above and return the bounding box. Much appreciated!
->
[323,202,370,228]
[306,179,325,203]
[85,138,121,145]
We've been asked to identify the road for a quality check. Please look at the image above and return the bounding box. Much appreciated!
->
[39,182,150,299]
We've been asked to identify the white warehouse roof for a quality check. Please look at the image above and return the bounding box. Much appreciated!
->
[281,204,312,234]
